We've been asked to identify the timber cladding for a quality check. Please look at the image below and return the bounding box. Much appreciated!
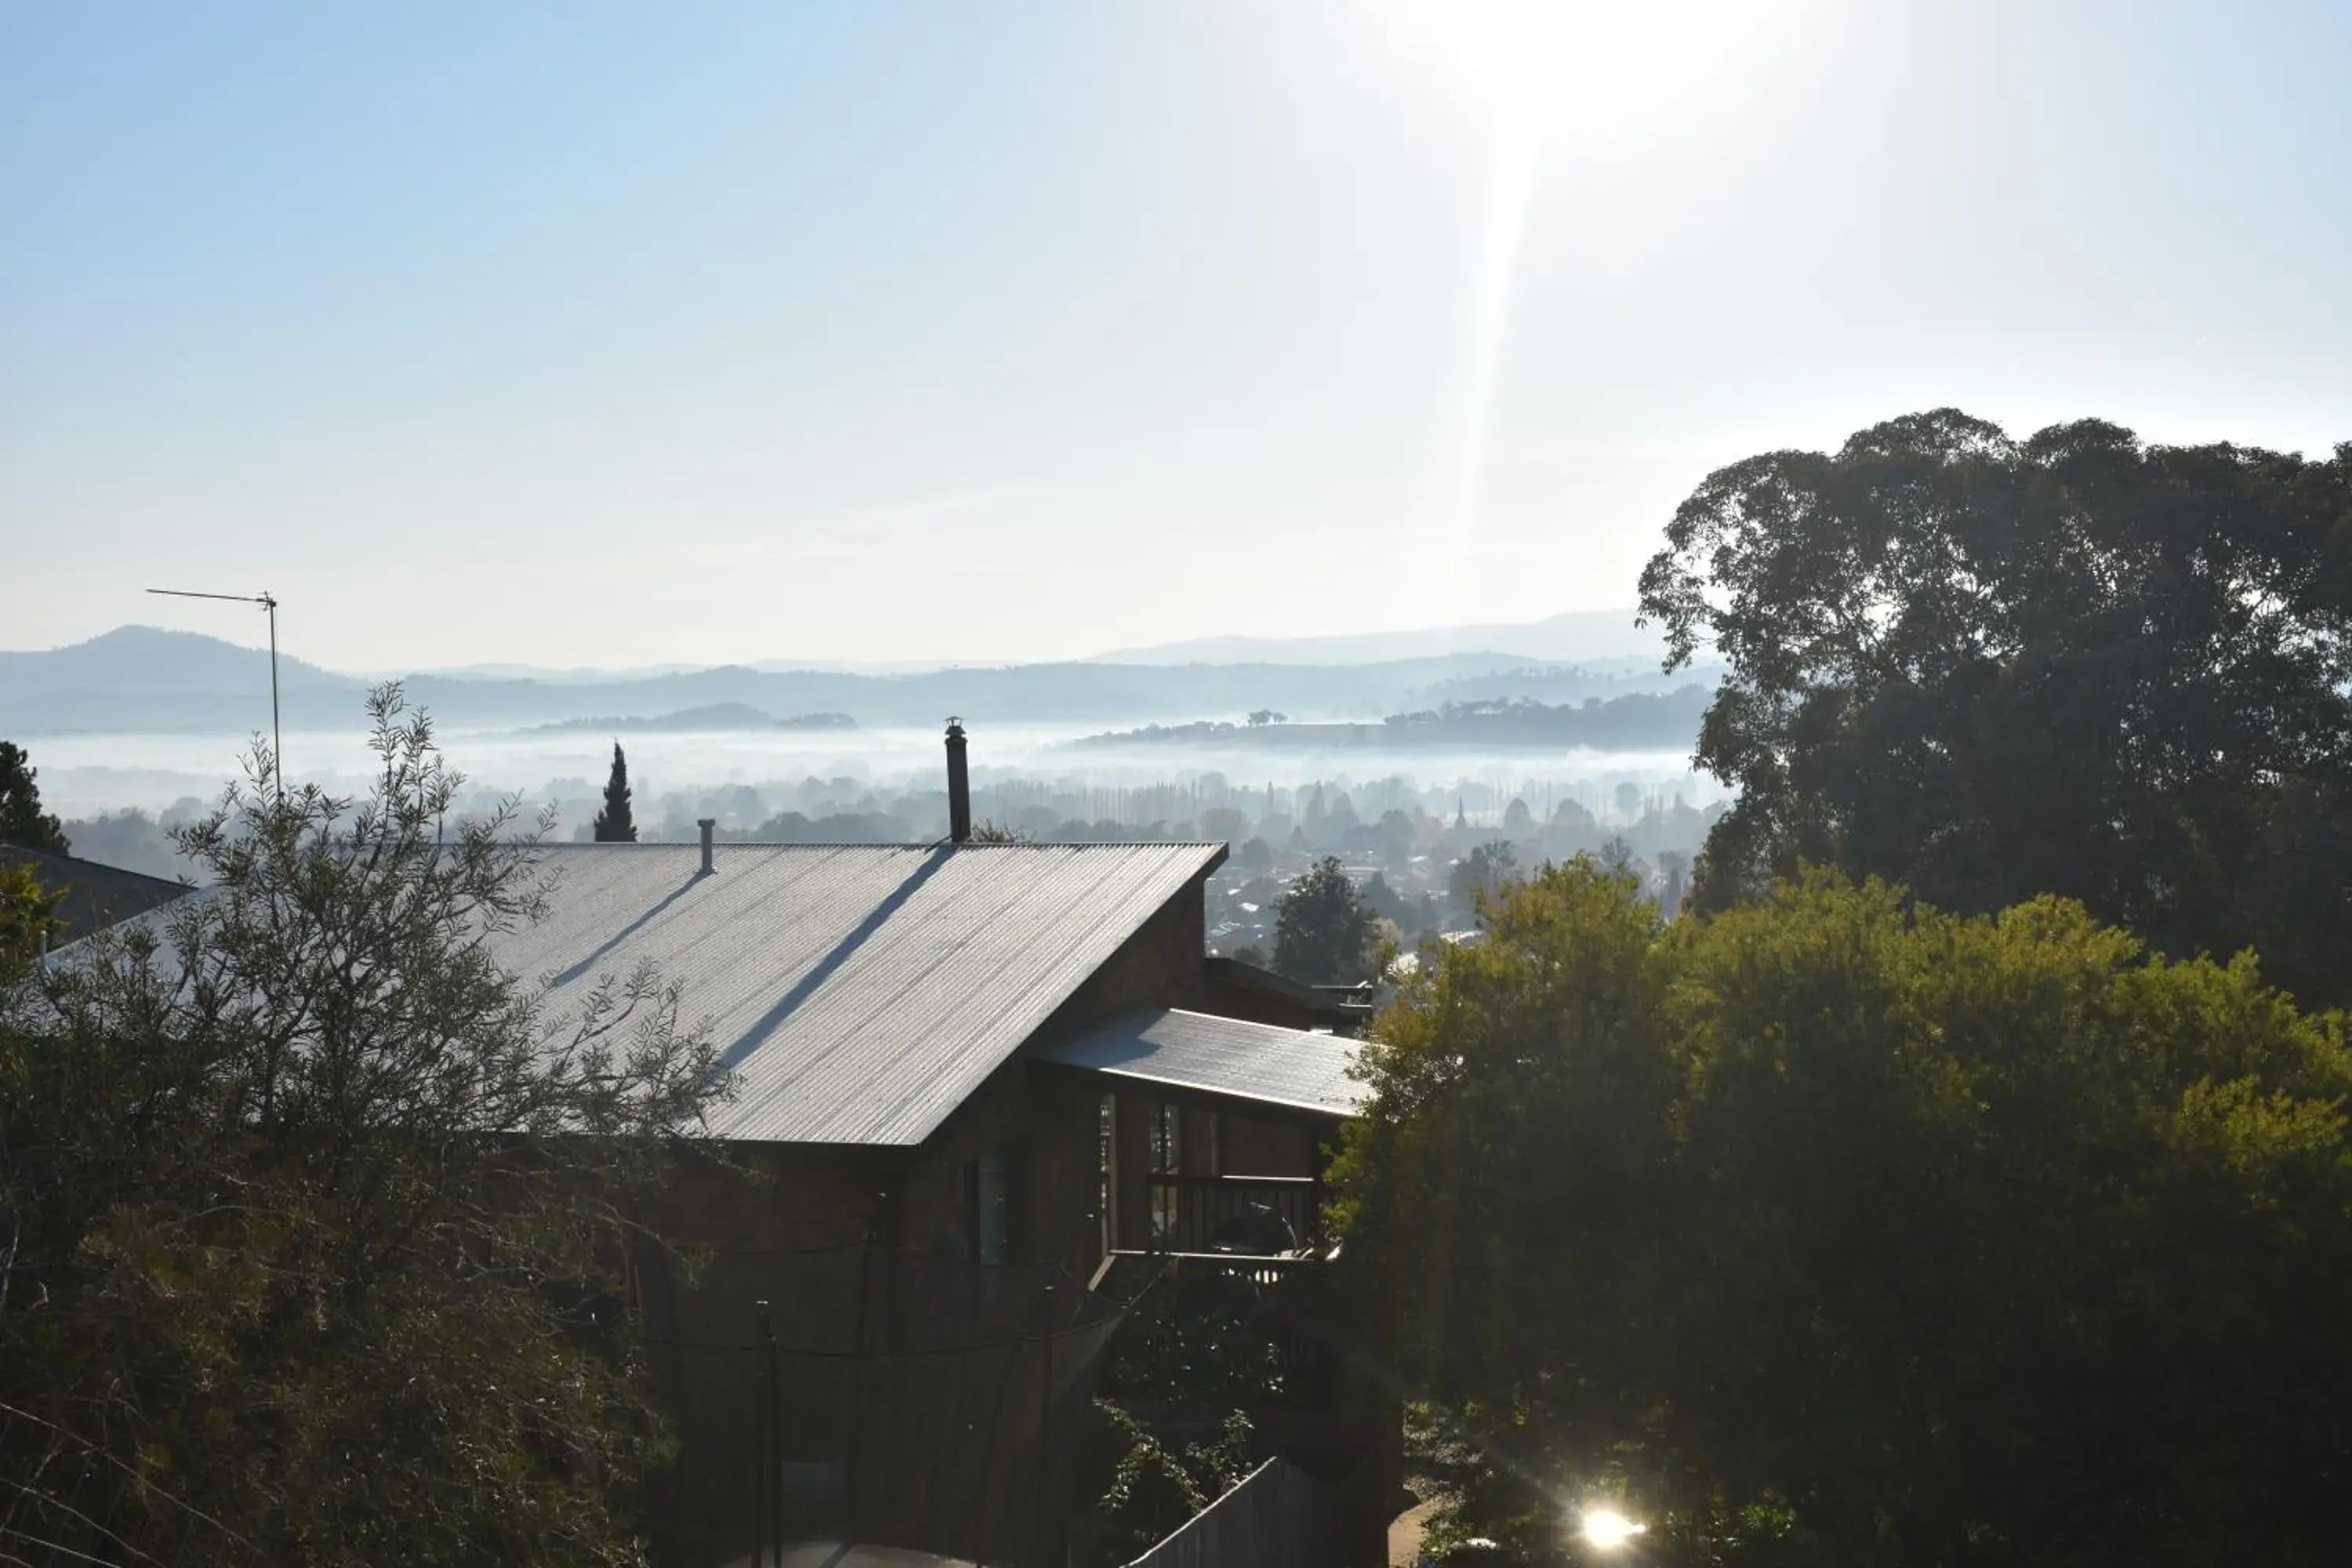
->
[629,869,1221,1561]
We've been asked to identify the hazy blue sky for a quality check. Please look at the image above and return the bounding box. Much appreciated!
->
[6,1,2347,670]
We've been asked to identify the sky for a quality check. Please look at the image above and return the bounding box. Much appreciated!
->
[5,0,2349,672]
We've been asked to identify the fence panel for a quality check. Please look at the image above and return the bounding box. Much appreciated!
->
[1123,1455,1355,1568]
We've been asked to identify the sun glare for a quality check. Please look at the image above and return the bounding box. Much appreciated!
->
[1579,1505,1648,1551]
[1401,0,1778,141]
[1400,0,1785,630]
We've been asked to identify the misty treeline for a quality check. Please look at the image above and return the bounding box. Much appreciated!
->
[1382,684,1708,742]
[564,765,1715,852]
[1077,681,1711,750]
[28,752,1723,949]
[49,801,212,877]
[1214,785,1714,971]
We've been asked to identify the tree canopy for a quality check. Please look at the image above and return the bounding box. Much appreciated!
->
[0,688,724,1566]
[1334,860,2352,1565]
[1638,410,2352,1005]
[593,740,637,841]
[0,740,70,854]
[1272,855,1379,985]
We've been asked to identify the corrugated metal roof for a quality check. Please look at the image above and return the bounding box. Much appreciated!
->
[1037,1007,1364,1118]
[492,842,1221,1145]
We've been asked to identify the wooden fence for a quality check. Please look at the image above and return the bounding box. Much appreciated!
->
[1123,1455,1356,1568]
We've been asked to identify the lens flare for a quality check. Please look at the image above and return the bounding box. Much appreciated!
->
[1580,1505,1647,1550]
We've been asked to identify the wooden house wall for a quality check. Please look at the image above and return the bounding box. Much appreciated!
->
[634,869,1221,1563]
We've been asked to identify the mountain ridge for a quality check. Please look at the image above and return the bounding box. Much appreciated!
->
[0,623,1697,735]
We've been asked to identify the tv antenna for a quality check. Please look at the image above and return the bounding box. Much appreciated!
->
[147,587,284,800]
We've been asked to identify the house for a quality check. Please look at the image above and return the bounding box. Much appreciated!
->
[0,844,188,943]
[466,728,1392,1567]
[35,727,1393,1566]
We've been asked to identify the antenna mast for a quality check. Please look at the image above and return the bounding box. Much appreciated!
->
[147,587,284,801]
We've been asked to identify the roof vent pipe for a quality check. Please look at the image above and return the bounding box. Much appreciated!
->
[698,818,715,875]
[946,719,971,844]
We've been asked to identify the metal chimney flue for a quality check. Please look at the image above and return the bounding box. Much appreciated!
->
[945,719,971,844]
[698,818,716,874]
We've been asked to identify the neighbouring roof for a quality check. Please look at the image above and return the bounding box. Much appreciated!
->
[1038,1006,1365,1119]
[0,844,190,942]
[491,842,1223,1145]
[1201,954,1372,1023]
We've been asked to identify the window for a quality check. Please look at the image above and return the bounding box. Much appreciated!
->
[1150,1101,1181,1174]
[1149,1100,1182,1240]
[964,1140,1033,1269]
[1098,1094,1115,1258]
[975,1153,1007,1267]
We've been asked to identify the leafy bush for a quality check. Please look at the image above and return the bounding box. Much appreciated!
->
[0,688,725,1566]
[1337,859,2352,1565]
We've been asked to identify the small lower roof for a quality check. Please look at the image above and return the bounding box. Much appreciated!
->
[1038,1007,1364,1119]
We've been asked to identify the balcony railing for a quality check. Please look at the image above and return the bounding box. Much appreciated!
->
[1141,1174,1321,1257]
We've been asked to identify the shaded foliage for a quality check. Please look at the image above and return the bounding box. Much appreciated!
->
[0,740,70,854]
[1098,1265,1298,1409]
[1272,855,1380,985]
[0,861,64,980]
[1639,410,2352,1005]
[1335,861,2352,1565]
[1082,1402,1254,1565]
[0,688,725,1566]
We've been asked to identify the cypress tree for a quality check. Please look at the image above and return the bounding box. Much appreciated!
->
[0,741,71,855]
[592,742,637,842]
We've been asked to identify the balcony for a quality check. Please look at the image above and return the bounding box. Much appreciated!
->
[1138,1173,1321,1258]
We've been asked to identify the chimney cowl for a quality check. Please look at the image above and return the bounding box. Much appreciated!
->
[945,719,971,844]
[698,817,716,874]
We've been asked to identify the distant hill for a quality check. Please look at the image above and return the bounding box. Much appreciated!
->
[0,626,354,695]
[403,661,714,684]
[0,625,1711,735]
[0,626,360,732]
[1076,686,1711,752]
[531,704,858,734]
[1091,609,1668,668]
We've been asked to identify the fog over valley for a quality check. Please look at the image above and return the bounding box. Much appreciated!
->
[4,615,1726,953]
